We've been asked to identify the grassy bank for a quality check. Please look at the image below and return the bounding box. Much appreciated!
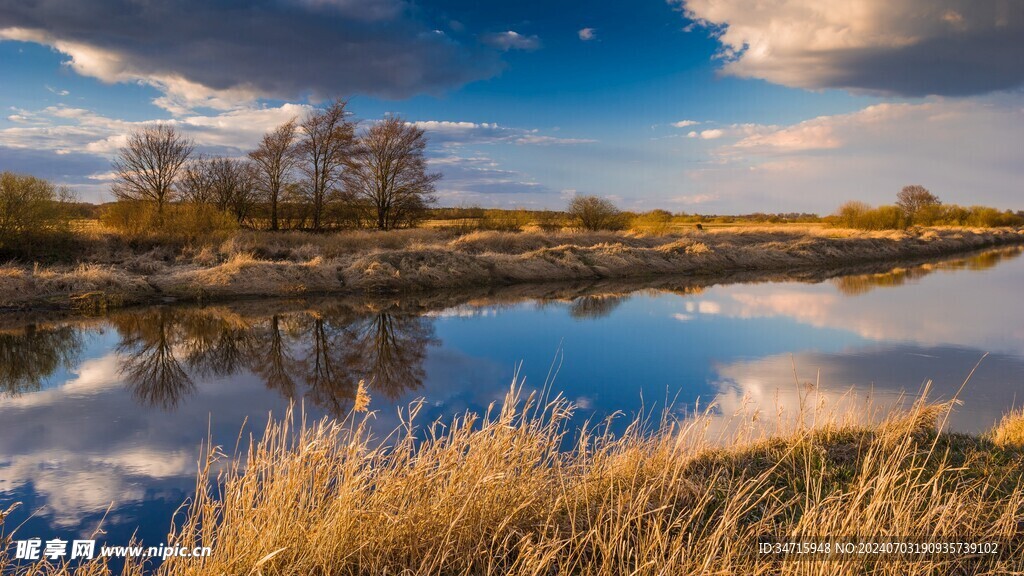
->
[4,386,1024,575]
[2,226,1023,312]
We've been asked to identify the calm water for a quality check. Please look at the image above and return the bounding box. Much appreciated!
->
[2,246,1024,550]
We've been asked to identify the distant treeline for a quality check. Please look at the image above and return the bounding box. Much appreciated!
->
[831,185,1024,230]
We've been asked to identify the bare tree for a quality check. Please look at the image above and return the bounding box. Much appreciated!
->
[178,155,216,205]
[896,185,941,219]
[209,157,257,224]
[345,115,439,230]
[112,125,194,219]
[249,119,299,231]
[567,195,622,231]
[297,100,355,231]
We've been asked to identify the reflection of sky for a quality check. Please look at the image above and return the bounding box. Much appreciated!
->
[2,249,1024,550]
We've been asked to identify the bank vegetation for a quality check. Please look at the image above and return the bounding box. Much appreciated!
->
[3,384,1024,575]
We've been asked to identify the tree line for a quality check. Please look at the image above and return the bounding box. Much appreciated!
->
[111,99,440,232]
[833,185,1024,230]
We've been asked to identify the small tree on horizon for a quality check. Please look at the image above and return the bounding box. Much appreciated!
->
[567,195,622,231]
[896,185,941,222]
[112,124,194,220]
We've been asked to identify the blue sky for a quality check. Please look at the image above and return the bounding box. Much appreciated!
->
[1,0,1023,212]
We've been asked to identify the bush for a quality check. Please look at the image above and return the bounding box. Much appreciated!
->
[0,171,75,259]
[630,209,673,235]
[567,195,624,231]
[833,200,1023,230]
[833,201,872,229]
[480,209,531,232]
[101,200,238,244]
[831,202,908,230]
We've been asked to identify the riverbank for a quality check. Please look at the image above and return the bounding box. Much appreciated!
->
[4,387,1023,575]
[2,226,1022,313]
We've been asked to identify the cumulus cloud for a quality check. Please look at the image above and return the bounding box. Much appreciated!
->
[672,120,700,128]
[0,0,500,113]
[0,103,311,156]
[687,128,724,140]
[481,31,541,51]
[677,97,1024,212]
[578,28,597,41]
[675,0,1024,96]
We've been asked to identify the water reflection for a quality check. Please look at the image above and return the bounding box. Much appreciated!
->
[42,304,442,414]
[0,325,82,396]
[832,245,1023,295]
[1,245,1023,550]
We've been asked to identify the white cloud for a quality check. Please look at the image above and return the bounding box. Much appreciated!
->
[0,28,261,114]
[674,97,1024,212]
[672,120,700,128]
[673,0,1024,96]
[481,31,541,51]
[688,128,724,140]
[0,103,311,157]
[45,85,70,97]
[578,28,597,41]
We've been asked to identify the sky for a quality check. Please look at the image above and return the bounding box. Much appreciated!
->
[0,0,1023,213]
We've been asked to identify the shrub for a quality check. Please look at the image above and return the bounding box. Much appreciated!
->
[480,209,531,232]
[0,171,75,259]
[630,209,673,235]
[567,195,623,231]
[101,200,237,244]
[834,201,872,229]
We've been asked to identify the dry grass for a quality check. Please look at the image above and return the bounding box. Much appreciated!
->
[2,226,1022,312]
[991,408,1024,448]
[4,385,1024,575]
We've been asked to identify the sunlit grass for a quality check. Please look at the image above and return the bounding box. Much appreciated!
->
[5,382,1024,575]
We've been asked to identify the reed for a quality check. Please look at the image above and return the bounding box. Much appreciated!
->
[5,382,1024,575]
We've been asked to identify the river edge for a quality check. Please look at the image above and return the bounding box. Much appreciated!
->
[1,226,1022,316]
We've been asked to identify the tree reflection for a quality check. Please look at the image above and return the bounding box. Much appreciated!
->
[99,303,436,415]
[299,312,358,416]
[249,314,298,398]
[568,295,626,319]
[833,246,1023,296]
[345,311,436,400]
[113,308,195,409]
[179,311,257,377]
[0,325,82,396]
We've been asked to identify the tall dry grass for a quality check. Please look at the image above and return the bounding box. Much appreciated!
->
[6,384,1024,575]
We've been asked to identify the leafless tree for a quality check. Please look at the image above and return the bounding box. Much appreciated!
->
[178,155,216,205]
[896,185,941,219]
[249,119,299,231]
[177,155,256,224]
[209,157,257,224]
[345,115,439,230]
[112,125,194,219]
[297,100,355,231]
